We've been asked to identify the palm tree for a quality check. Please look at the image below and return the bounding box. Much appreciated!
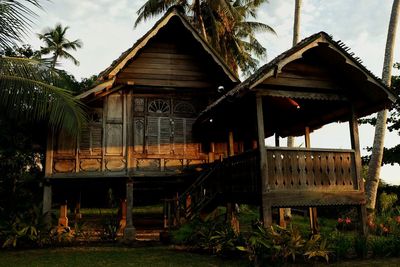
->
[0,1,86,133]
[286,0,302,149]
[135,0,275,75]
[366,0,400,210]
[37,23,83,69]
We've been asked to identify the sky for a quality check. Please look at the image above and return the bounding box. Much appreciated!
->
[24,0,400,185]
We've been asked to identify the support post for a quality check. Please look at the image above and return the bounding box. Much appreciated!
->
[209,142,215,163]
[42,181,52,226]
[119,199,127,233]
[349,107,368,236]
[74,191,82,220]
[256,96,272,226]
[276,133,287,228]
[58,201,68,231]
[123,180,136,242]
[305,126,319,233]
[228,131,234,156]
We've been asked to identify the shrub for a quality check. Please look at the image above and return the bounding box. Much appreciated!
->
[171,214,245,257]
[329,231,353,260]
[369,235,393,257]
[354,235,368,259]
[243,223,330,266]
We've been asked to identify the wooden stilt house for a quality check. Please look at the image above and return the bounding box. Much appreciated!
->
[43,8,396,238]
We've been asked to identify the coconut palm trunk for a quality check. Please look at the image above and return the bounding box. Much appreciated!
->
[366,0,400,210]
[286,0,302,148]
[284,0,302,220]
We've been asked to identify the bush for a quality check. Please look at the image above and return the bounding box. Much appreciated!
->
[329,231,353,260]
[243,223,330,266]
[171,214,245,257]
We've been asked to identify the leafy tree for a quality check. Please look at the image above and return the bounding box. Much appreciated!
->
[0,44,40,58]
[37,23,83,69]
[363,64,400,166]
[0,1,86,132]
[135,0,275,75]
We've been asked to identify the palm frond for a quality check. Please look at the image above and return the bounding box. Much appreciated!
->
[0,0,42,49]
[0,56,87,134]
[134,0,179,28]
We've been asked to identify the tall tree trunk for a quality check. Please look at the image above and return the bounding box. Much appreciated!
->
[292,0,302,46]
[366,0,400,210]
[286,0,302,148]
[284,0,302,219]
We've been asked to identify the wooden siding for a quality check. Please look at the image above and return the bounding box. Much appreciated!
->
[115,22,226,89]
[262,60,340,91]
[49,93,208,178]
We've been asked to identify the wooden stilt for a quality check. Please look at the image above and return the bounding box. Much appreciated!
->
[119,199,127,232]
[279,208,286,228]
[256,96,272,227]
[309,207,319,234]
[42,181,52,226]
[58,201,68,231]
[123,180,136,242]
[358,204,368,236]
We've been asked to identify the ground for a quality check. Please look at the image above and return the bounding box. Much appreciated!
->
[0,246,246,267]
[0,246,399,267]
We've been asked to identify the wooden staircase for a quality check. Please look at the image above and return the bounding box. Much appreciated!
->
[164,150,260,228]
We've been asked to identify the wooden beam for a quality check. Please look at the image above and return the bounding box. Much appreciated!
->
[256,95,272,226]
[263,76,339,90]
[265,190,366,207]
[255,88,347,101]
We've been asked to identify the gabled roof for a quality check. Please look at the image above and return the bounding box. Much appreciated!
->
[199,31,397,120]
[76,7,239,100]
[99,7,238,82]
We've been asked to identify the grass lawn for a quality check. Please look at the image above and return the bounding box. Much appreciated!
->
[0,246,399,267]
[0,246,247,267]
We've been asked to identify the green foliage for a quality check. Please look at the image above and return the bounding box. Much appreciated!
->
[379,192,398,213]
[0,56,87,134]
[369,235,397,257]
[245,224,330,265]
[303,234,330,263]
[354,235,368,259]
[0,0,42,49]
[361,62,400,165]
[329,231,353,260]
[100,212,120,242]
[37,23,83,68]
[171,214,245,257]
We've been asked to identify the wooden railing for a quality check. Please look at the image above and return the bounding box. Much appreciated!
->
[164,150,259,228]
[265,147,358,191]
[222,150,259,194]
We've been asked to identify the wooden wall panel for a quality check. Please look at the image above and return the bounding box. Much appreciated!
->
[106,124,123,155]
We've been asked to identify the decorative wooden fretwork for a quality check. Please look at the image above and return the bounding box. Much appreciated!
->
[134,98,145,112]
[148,99,170,114]
[266,148,356,191]
[173,101,195,115]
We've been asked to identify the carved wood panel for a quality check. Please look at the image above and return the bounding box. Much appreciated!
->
[106,124,123,155]
[107,93,123,121]
[54,160,75,173]
[80,159,101,172]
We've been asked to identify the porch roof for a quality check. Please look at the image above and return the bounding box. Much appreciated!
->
[197,32,397,137]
